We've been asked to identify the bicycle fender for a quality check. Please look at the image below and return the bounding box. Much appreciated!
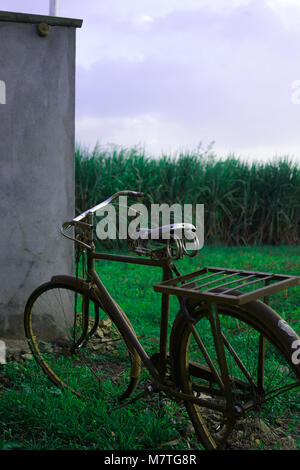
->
[51,275,90,292]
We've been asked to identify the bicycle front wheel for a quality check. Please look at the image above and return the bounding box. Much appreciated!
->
[24,280,141,400]
[171,300,300,450]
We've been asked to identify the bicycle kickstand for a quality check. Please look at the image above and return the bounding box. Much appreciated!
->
[108,384,154,413]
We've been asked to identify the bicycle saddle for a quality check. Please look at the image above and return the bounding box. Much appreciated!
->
[134,223,197,240]
[128,223,199,260]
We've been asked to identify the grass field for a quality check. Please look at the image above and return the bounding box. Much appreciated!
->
[0,245,299,450]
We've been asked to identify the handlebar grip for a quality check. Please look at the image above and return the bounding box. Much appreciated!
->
[62,220,93,230]
[125,191,144,198]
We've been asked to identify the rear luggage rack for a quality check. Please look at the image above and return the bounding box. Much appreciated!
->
[154,266,300,305]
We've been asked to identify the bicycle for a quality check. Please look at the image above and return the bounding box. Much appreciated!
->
[24,190,300,450]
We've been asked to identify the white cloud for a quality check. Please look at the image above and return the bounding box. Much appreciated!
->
[2,0,300,160]
[75,112,195,156]
[266,0,300,28]
[138,15,154,23]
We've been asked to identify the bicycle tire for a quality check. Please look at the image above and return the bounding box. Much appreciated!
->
[24,279,141,400]
[170,299,300,450]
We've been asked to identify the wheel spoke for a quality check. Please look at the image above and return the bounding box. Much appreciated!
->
[190,324,224,390]
[257,334,266,392]
[24,282,140,400]
[263,381,300,401]
[221,332,258,391]
[174,302,300,449]
[208,304,235,415]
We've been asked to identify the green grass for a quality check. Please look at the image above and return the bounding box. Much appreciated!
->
[0,245,299,450]
[0,361,194,450]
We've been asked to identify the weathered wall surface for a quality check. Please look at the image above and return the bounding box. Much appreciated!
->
[0,14,81,337]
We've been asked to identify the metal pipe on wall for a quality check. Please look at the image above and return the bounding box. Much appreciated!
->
[49,0,58,16]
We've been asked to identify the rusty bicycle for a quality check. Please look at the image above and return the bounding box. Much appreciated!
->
[24,190,300,449]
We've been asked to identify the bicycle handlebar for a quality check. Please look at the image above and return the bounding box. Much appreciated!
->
[61,190,144,249]
[73,190,144,223]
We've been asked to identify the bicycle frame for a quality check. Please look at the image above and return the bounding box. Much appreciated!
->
[82,249,230,411]
[24,191,299,449]
[64,196,299,415]
[66,210,235,411]
[86,246,174,385]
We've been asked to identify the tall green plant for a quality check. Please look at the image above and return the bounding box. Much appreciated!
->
[75,144,300,246]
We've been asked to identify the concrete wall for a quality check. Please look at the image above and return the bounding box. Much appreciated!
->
[0,13,82,337]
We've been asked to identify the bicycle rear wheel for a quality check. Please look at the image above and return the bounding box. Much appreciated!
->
[171,300,300,450]
[24,280,141,400]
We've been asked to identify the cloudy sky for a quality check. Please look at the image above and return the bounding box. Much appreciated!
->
[1,0,300,161]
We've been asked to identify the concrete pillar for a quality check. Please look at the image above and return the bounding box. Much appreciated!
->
[0,11,82,338]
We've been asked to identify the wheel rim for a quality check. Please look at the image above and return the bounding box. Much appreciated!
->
[178,304,300,450]
[25,283,136,399]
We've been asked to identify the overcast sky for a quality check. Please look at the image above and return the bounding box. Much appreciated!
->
[1,0,300,161]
